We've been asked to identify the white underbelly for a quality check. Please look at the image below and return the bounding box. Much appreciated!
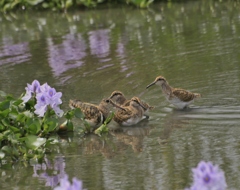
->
[121,115,147,126]
[167,97,194,109]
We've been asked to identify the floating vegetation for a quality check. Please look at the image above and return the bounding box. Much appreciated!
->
[0,0,154,12]
[0,80,112,163]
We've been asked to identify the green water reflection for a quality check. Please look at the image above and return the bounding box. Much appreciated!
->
[0,1,240,189]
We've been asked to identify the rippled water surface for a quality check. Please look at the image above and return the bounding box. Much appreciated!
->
[1,1,240,189]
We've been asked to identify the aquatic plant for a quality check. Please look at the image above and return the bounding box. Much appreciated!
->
[94,112,114,136]
[0,79,115,162]
[54,175,83,190]
[0,0,153,12]
[0,80,81,162]
[186,161,227,190]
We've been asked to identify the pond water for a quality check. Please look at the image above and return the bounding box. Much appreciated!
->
[1,1,240,189]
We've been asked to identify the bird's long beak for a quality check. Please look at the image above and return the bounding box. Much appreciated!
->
[146,81,156,89]
[137,101,147,110]
[106,99,126,111]
[140,103,147,110]
[108,94,114,99]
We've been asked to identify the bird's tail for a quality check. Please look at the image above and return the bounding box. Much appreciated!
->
[194,93,201,98]
[69,99,83,109]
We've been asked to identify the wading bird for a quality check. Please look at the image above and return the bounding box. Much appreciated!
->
[107,97,148,126]
[69,99,112,128]
[146,76,201,109]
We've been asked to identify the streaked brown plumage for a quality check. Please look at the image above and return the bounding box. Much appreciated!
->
[108,90,154,115]
[108,91,128,105]
[69,99,112,128]
[107,97,148,126]
[146,76,201,109]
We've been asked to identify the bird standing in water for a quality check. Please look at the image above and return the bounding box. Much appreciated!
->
[69,99,112,128]
[108,90,154,115]
[146,76,201,109]
[107,97,148,126]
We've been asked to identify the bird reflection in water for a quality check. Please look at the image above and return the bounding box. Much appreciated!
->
[158,110,190,145]
[80,134,126,159]
[110,119,151,153]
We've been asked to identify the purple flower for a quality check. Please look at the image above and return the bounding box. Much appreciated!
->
[22,80,41,102]
[34,85,63,117]
[186,161,227,190]
[23,80,64,117]
[54,175,83,190]
[34,93,48,117]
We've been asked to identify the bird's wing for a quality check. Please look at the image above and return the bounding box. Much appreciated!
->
[69,100,102,123]
[114,109,132,123]
[172,88,196,102]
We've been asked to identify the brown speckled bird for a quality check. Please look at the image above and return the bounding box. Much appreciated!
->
[108,91,128,105]
[108,90,154,115]
[107,97,148,126]
[146,76,201,109]
[69,99,112,128]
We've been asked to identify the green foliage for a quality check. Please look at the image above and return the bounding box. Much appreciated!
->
[94,112,114,136]
[0,0,154,12]
[125,0,153,8]
[0,90,83,162]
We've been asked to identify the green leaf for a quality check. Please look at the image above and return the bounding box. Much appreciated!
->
[28,120,41,134]
[0,151,5,159]
[104,112,114,125]
[9,112,18,121]
[7,133,19,144]
[0,109,10,118]
[74,108,84,119]
[12,99,23,106]
[23,110,34,118]
[94,113,113,136]
[25,99,36,110]
[66,120,73,131]
[24,135,46,150]
[9,126,20,133]
[3,130,11,136]
[1,118,10,127]
[64,110,74,120]
[43,118,58,133]
[0,124,5,131]
[94,123,109,136]
[16,113,27,123]
[2,145,12,155]
[6,95,14,101]
[27,0,44,6]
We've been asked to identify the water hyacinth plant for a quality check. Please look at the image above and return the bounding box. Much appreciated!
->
[186,161,227,190]
[54,175,83,190]
[0,0,153,12]
[0,80,82,162]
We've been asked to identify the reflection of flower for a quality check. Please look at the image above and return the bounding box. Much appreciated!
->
[32,156,66,188]
[54,175,83,190]
[22,80,63,117]
[89,29,110,58]
[47,34,86,77]
[0,37,30,66]
[186,161,227,190]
